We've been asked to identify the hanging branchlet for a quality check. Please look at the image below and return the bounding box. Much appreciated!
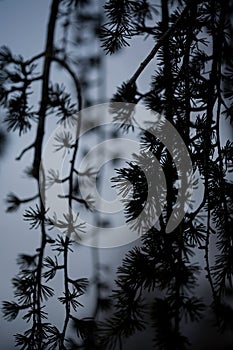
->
[100,0,154,54]
[2,1,105,349]
[48,83,77,122]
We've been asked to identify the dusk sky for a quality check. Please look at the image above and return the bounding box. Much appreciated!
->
[1,1,232,349]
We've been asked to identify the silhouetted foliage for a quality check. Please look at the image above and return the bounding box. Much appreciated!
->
[1,0,106,349]
[1,0,233,349]
[98,0,233,349]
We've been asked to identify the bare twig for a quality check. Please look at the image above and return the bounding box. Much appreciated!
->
[127,2,193,86]
[15,143,35,161]
[25,52,45,65]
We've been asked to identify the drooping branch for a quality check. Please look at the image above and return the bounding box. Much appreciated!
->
[52,56,82,110]
[32,0,60,179]
[32,1,60,345]
[15,142,35,161]
[127,1,193,87]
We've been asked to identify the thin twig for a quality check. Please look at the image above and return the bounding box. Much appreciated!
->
[21,194,39,203]
[15,143,35,161]
[52,56,82,108]
[33,0,60,345]
[58,194,90,209]
[25,52,45,65]
[127,1,193,86]
[57,42,83,347]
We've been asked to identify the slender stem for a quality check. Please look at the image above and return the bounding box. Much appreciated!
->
[35,168,47,348]
[25,52,45,65]
[61,235,70,349]
[183,4,195,144]
[59,44,83,348]
[202,0,225,313]
[127,1,192,87]
[52,56,82,106]
[201,8,215,310]
[32,0,60,178]
[58,195,90,209]
[214,3,230,292]
[56,176,70,183]
[32,1,60,347]
[15,143,35,161]
[21,194,39,204]
[74,169,97,177]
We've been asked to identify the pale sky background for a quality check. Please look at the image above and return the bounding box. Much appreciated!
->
[0,1,232,349]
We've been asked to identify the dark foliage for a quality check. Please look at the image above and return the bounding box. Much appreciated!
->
[1,0,105,349]
[1,0,233,349]
[98,0,233,349]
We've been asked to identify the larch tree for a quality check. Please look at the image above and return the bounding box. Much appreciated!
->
[1,0,106,349]
[98,0,233,349]
[1,0,233,350]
